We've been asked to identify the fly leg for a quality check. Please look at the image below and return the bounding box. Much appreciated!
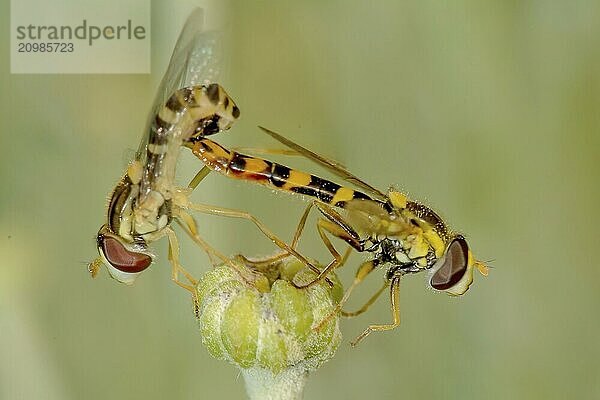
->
[174,209,230,267]
[292,202,361,289]
[350,276,401,347]
[164,227,197,293]
[180,166,249,267]
[314,259,377,332]
[175,208,267,290]
[340,280,390,318]
[187,166,212,191]
[237,202,314,272]
[182,166,237,267]
[184,166,328,285]
[181,201,333,287]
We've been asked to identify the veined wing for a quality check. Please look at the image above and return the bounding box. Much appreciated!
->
[344,197,401,236]
[258,126,387,201]
[136,8,223,160]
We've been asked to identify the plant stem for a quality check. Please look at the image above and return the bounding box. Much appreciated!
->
[242,367,308,400]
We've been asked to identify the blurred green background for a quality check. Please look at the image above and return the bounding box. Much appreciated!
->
[2,1,599,399]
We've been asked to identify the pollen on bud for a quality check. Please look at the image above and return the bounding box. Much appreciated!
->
[194,256,343,375]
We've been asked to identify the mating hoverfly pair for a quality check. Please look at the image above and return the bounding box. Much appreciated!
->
[88,9,320,292]
[90,9,487,346]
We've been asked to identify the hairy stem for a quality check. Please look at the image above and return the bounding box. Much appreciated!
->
[242,367,308,400]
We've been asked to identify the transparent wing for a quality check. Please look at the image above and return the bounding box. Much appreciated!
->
[258,126,388,200]
[155,8,223,103]
[136,8,223,160]
[345,198,397,236]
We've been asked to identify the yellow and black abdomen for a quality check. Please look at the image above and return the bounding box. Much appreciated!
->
[189,139,373,208]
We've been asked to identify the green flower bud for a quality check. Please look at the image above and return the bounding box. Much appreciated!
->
[194,256,343,399]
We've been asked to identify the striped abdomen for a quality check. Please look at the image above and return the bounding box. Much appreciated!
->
[135,84,240,235]
[141,83,240,199]
[188,138,374,208]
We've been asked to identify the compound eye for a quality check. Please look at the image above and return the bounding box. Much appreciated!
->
[430,237,469,290]
[100,236,152,273]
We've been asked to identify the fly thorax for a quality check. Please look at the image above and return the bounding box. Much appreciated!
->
[382,235,433,272]
[384,219,413,237]
[134,190,170,235]
[153,176,176,200]
[369,213,406,237]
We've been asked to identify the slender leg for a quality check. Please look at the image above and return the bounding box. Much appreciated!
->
[235,252,289,271]
[290,202,314,249]
[234,202,315,270]
[183,201,334,286]
[164,227,198,293]
[174,209,230,267]
[188,166,212,190]
[316,220,346,264]
[185,165,310,284]
[240,203,354,290]
[182,166,239,268]
[314,260,377,331]
[313,202,362,248]
[341,280,389,318]
[291,215,357,289]
[281,202,347,289]
[291,200,366,288]
[176,210,268,289]
[235,252,288,271]
[350,276,402,347]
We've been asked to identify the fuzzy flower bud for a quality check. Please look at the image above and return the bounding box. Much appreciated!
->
[194,256,343,400]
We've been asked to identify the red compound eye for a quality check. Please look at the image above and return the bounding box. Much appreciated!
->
[430,237,469,291]
[101,236,152,273]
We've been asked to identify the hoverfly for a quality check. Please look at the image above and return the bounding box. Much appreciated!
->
[184,126,488,345]
[89,9,320,291]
